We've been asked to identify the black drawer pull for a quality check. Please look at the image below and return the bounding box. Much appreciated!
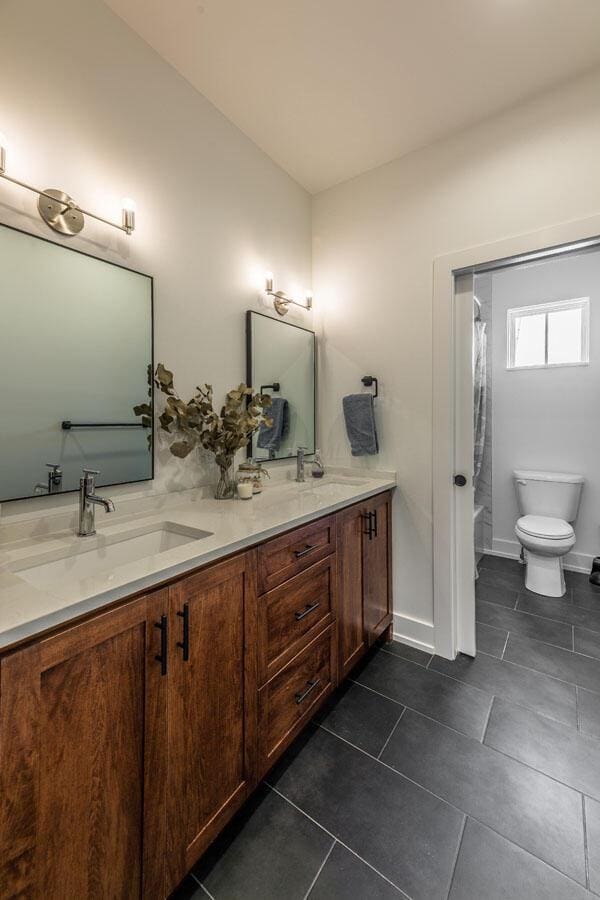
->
[295,678,321,704]
[294,544,317,559]
[294,600,320,621]
[362,512,373,539]
[371,509,378,538]
[154,615,168,676]
[176,602,190,662]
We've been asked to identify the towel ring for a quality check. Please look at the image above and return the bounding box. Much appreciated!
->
[361,375,378,399]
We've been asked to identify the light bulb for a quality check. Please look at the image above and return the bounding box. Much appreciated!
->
[121,197,136,234]
[265,271,274,292]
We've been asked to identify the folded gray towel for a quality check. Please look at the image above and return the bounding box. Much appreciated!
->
[342,394,378,456]
[257,397,289,451]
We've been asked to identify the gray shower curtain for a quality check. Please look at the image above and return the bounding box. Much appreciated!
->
[473,319,487,485]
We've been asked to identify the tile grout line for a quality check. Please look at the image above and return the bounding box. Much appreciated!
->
[513,594,600,635]
[377,707,406,759]
[476,607,580,655]
[264,782,412,899]
[445,815,468,900]
[302,837,336,900]
[480,695,495,743]
[190,873,214,900]
[500,631,510,661]
[582,794,590,891]
[380,646,432,669]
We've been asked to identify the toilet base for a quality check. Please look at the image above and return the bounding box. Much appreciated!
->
[524,550,566,598]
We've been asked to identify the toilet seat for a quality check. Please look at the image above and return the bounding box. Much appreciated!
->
[516,515,574,541]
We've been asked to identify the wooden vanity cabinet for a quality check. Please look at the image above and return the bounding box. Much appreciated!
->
[337,491,393,680]
[0,491,392,899]
[0,589,169,900]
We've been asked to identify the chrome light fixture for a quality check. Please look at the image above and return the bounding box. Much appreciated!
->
[265,272,313,316]
[0,133,135,237]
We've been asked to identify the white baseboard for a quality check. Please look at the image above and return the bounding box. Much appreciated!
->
[491,537,592,575]
[392,612,435,654]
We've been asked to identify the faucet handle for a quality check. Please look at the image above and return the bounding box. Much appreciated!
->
[82,467,100,476]
[46,463,62,472]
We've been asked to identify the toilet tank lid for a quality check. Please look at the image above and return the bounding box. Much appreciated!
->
[513,469,584,484]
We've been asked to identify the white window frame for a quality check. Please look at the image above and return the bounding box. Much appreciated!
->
[506,296,590,371]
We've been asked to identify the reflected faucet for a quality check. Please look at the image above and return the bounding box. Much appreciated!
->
[34,463,63,495]
[78,468,115,537]
[296,446,308,483]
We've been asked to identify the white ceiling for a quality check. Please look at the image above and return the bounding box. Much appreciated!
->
[104,0,600,193]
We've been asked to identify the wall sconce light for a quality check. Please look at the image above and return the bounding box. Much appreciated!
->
[0,133,136,237]
[265,272,313,316]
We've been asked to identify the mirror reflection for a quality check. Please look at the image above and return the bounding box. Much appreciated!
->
[0,224,153,502]
[246,311,315,461]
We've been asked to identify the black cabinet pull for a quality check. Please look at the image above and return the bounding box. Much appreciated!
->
[176,603,190,662]
[295,678,321,704]
[294,600,320,621]
[154,615,168,676]
[361,512,373,539]
[371,509,378,538]
[294,544,316,559]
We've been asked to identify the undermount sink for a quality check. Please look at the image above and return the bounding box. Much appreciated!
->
[299,477,369,488]
[11,521,213,592]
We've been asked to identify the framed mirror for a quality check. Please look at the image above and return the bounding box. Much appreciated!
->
[246,311,316,460]
[0,223,153,503]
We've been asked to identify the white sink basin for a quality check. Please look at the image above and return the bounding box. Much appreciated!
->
[12,521,212,592]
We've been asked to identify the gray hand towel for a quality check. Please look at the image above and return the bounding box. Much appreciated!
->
[257,397,289,451]
[342,394,378,456]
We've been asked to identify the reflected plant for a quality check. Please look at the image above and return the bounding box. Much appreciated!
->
[133,364,153,451]
[153,363,272,498]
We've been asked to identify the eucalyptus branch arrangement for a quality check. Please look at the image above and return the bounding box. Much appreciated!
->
[153,363,272,498]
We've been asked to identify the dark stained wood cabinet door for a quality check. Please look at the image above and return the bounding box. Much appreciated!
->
[166,551,258,891]
[363,491,393,646]
[0,591,169,900]
[337,502,367,679]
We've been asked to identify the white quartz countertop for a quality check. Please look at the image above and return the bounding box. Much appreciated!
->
[0,473,395,651]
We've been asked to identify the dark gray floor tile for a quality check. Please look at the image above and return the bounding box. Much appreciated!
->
[194,784,332,900]
[573,588,600,612]
[169,874,203,900]
[354,649,492,739]
[484,698,600,801]
[383,640,432,667]
[430,652,577,727]
[517,593,600,633]
[574,626,600,661]
[449,818,589,900]
[475,580,518,609]
[308,843,403,900]
[566,569,600,593]
[314,682,403,756]
[480,554,524,576]
[477,599,573,649]
[579,688,600,741]
[476,622,507,658]
[381,709,586,885]
[269,725,464,900]
[586,796,600,895]
[505,634,600,693]
[478,566,526,594]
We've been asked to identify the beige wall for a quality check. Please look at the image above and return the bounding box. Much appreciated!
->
[0,0,311,515]
[313,68,600,640]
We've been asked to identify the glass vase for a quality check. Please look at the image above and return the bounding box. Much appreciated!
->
[214,457,235,500]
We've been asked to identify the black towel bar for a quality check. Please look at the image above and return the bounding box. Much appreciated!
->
[62,421,150,430]
[361,376,378,399]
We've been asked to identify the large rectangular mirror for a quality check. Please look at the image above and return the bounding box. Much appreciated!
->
[246,311,315,460]
[0,223,153,502]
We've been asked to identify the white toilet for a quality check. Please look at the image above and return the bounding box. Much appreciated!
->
[513,470,584,598]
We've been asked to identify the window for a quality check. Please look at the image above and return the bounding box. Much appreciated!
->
[507,297,590,370]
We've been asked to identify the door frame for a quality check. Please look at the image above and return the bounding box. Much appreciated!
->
[432,213,600,660]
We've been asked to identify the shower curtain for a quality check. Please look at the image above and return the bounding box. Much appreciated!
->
[473,319,487,486]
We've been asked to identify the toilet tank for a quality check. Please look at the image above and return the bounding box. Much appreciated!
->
[513,470,584,522]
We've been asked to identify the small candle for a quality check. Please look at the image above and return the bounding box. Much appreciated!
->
[237,481,253,500]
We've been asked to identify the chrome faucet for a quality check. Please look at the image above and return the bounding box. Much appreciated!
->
[296,446,308,482]
[78,468,115,536]
[34,463,63,495]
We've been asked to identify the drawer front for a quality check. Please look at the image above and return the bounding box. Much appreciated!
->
[259,557,335,684]
[258,624,335,776]
[257,516,336,594]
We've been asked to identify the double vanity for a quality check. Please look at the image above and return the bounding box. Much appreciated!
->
[0,473,394,898]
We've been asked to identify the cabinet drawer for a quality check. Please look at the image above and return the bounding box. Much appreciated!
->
[258,624,335,776]
[257,515,336,593]
[258,557,335,684]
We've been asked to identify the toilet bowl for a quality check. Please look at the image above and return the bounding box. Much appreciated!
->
[514,515,575,597]
[513,470,584,598]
